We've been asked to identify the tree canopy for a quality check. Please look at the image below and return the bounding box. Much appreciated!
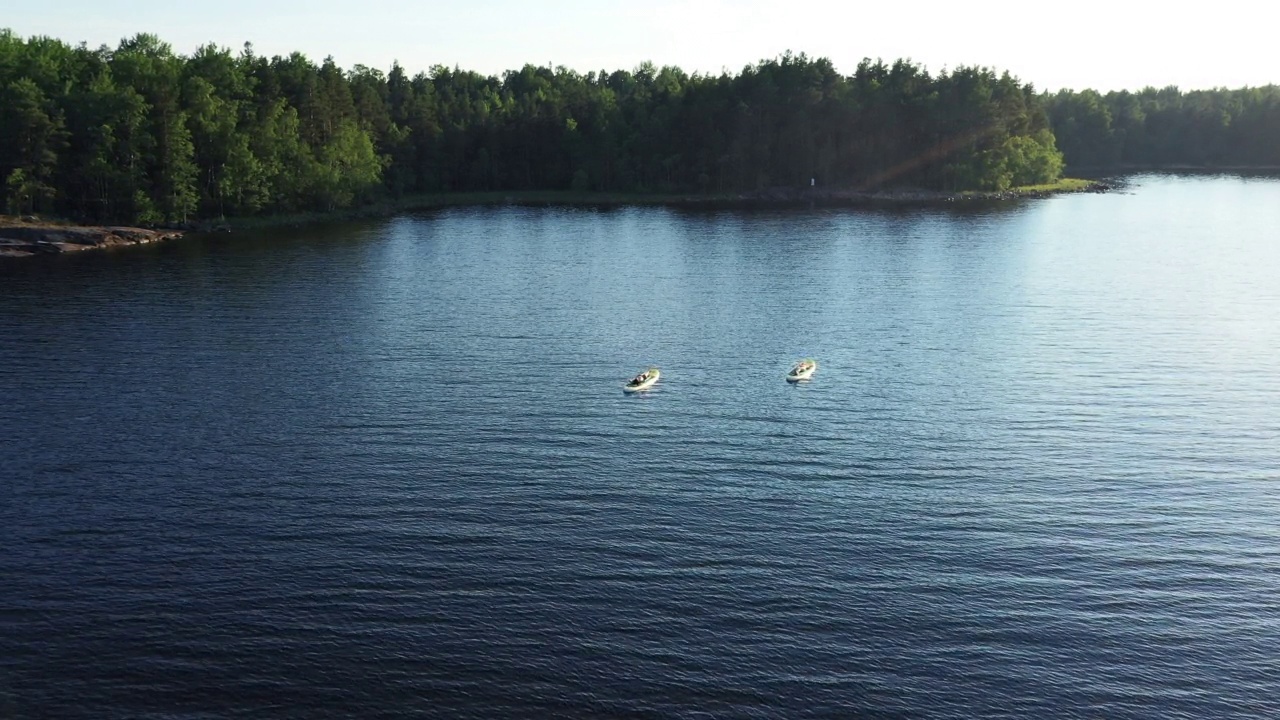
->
[0,29,1274,224]
[1047,85,1280,171]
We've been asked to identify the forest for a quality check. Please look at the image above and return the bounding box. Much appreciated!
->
[1,29,1277,224]
[1046,85,1280,170]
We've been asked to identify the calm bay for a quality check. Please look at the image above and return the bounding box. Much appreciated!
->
[3,174,1278,718]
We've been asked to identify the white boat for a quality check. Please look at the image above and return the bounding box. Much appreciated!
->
[623,367,660,392]
[786,359,817,382]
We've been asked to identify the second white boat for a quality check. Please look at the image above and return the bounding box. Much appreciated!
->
[786,359,817,382]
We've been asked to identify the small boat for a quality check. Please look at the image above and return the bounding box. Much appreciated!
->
[624,367,660,393]
[786,359,817,382]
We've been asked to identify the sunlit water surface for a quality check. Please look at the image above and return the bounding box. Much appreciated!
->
[3,175,1279,718]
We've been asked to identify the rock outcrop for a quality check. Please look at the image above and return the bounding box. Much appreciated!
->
[0,221,183,258]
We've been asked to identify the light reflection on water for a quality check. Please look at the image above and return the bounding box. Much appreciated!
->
[2,174,1279,719]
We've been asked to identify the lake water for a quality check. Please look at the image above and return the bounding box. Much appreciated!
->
[3,174,1279,718]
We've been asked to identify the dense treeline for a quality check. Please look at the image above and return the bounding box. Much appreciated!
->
[1,30,1275,225]
[0,30,1066,223]
[1047,86,1280,170]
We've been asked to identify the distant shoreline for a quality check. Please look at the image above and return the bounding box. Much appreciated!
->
[3,179,1112,256]
[206,178,1113,233]
[1067,164,1280,177]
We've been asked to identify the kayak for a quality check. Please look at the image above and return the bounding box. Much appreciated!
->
[624,367,660,392]
[786,359,817,382]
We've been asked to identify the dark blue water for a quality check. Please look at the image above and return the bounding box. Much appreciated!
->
[3,175,1279,718]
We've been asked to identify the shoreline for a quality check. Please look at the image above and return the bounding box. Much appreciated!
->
[206,178,1113,232]
[0,219,184,258]
[1068,164,1280,176]
[2,179,1110,256]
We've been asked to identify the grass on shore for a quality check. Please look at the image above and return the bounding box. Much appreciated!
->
[1009,177,1094,193]
[956,177,1094,196]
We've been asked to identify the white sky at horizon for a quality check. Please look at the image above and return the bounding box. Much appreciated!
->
[3,0,1276,92]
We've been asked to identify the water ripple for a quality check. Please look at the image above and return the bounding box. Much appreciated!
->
[3,176,1280,719]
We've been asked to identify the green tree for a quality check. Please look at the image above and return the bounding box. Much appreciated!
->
[306,119,384,209]
[0,77,66,213]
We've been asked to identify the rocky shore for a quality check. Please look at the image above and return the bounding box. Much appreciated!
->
[0,219,184,258]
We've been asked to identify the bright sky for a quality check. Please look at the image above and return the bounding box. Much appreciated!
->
[4,0,1275,92]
